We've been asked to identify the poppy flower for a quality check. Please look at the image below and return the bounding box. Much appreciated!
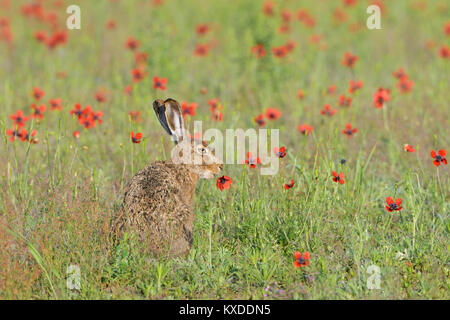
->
[91,111,103,124]
[272,46,288,58]
[392,68,407,79]
[73,131,81,139]
[153,76,167,90]
[32,86,45,100]
[439,45,449,59]
[129,111,142,123]
[444,21,450,36]
[251,44,266,58]
[70,103,84,119]
[334,8,348,23]
[342,123,357,137]
[131,68,146,83]
[216,175,232,191]
[49,98,62,111]
[372,87,390,108]
[130,131,143,144]
[244,152,261,168]
[274,146,287,158]
[34,30,47,42]
[19,129,38,144]
[30,104,46,120]
[212,110,223,121]
[5,127,21,141]
[10,110,29,128]
[396,77,414,93]
[200,87,208,95]
[208,98,220,111]
[124,84,133,95]
[278,23,291,34]
[343,0,358,6]
[95,89,107,103]
[430,149,447,166]
[341,52,358,68]
[46,30,67,49]
[284,179,294,190]
[105,19,116,29]
[196,24,210,35]
[297,124,313,135]
[385,197,403,212]
[403,144,415,153]
[327,84,337,95]
[320,104,337,116]
[348,80,363,94]
[254,114,266,126]
[262,1,274,16]
[265,108,281,120]
[79,116,95,129]
[134,52,149,65]
[181,101,198,117]
[125,36,140,51]
[332,171,345,184]
[284,40,297,53]
[194,43,210,56]
[338,94,352,107]
[293,251,310,268]
[297,89,305,100]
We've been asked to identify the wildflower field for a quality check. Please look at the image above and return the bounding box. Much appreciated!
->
[0,0,449,300]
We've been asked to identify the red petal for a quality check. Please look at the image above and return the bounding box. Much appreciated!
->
[438,149,446,157]
[386,197,393,205]
[395,198,402,206]
[430,150,436,158]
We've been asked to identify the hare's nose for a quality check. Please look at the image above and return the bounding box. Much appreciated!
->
[218,164,224,170]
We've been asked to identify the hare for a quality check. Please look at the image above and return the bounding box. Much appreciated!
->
[113,98,223,257]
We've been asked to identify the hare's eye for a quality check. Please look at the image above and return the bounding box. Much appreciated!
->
[196,145,208,154]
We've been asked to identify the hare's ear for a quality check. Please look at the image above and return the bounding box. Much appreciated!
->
[153,98,185,144]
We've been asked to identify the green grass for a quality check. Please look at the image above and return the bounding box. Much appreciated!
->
[0,0,448,299]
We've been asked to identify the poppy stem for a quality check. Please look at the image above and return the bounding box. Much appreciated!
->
[382,103,389,131]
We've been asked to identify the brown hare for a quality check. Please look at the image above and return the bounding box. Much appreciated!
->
[113,98,223,257]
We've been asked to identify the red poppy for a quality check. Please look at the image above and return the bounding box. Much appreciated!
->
[320,104,337,116]
[392,68,407,79]
[334,7,348,23]
[49,98,62,111]
[30,104,46,120]
[10,110,29,128]
[342,123,357,137]
[274,146,287,158]
[272,46,287,58]
[338,94,352,107]
[297,124,313,135]
[73,131,81,139]
[327,84,337,95]
[297,89,305,100]
[343,0,358,6]
[181,101,198,117]
[79,116,95,129]
[70,103,84,119]
[254,114,266,127]
[19,129,38,144]
[293,251,310,268]
[403,144,415,153]
[444,21,450,36]
[153,76,167,90]
[281,9,292,22]
[212,110,223,121]
[105,19,116,30]
[332,171,345,184]
[430,149,447,166]
[373,87,390,108]
[131,68,146,83]
[130,131,143,144]
[125,36,140,51]
[348,80,363,94]
[34,30,47,42]
[91,111,103,124]
[278,23,291,34]
[385,197,403,212]
[284,179,294,190]
[265,108,281,120]
[46,30,68,49]
[6,127,21,141]
[396,77,414,94]
[124,84,133,95]
[129,111,142,123]
[439,45,450,59]
[95,89,107,103]
[32,86,45,100]
[251,44,267,58]
[341,52,358,68]
[194,43,210,56]
[284,40,296,53]
[208,98,221,111]
[196,24,210,35]
[262,1,274,16]
[244,152,261,168]
[216,175,232,191]
[200,87,208,95]
[135,52,149,65]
